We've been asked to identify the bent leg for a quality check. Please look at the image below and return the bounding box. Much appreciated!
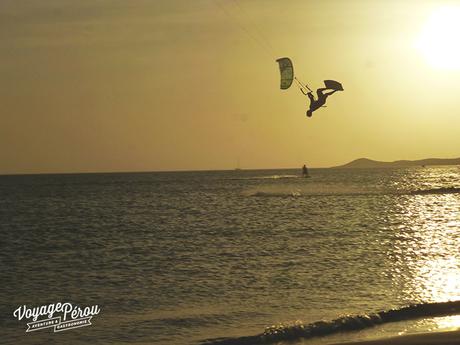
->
[316,88,329,98]
[323,89,338,97]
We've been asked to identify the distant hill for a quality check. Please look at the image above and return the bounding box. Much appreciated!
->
[335,157,460,169]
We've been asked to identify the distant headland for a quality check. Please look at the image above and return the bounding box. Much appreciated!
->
[334,157,460,169]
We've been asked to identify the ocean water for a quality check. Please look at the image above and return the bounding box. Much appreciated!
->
[1,166,460,345]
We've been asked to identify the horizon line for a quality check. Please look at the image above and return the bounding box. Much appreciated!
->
[0,166,332,177]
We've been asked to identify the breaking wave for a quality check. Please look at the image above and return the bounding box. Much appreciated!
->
[230,175,301,181]
[243,186,460,198]
[410,187,460,195]
[242,186,378,198]
[201,300,460,345]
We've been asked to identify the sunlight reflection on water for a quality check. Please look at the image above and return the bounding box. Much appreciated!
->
[386,169,460,330]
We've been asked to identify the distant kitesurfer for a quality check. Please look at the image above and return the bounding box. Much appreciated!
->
[302,87,338,117]
[302,164,309,177]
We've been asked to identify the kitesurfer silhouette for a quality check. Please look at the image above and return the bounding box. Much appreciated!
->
[302,164,309,177]
[276,58,344,118]
[301,87,338,117]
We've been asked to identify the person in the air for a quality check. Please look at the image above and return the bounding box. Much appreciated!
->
[301,87,339,117]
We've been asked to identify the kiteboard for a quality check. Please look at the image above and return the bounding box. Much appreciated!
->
[324,80,344,91]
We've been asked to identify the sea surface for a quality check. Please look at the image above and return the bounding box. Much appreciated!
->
[1,166,460,345]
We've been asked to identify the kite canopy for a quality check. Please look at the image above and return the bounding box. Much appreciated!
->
[276,57,294,90]
[324,80,344,91]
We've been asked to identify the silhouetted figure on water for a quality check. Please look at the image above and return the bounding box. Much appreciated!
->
[302,164,309,177]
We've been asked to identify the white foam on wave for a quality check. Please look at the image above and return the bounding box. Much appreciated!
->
[242,185,378,197]
[232,174,301,181]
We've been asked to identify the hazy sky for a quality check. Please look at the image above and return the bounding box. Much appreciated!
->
[2,0,460,174]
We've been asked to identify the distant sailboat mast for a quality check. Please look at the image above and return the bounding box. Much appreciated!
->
[235,157,242,171]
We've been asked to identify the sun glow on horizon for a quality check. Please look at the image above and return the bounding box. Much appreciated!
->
[416,6,460,70]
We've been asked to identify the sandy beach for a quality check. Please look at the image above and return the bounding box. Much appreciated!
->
[336,329,460,345]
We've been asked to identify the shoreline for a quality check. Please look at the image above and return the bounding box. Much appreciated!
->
[335,329,460,345]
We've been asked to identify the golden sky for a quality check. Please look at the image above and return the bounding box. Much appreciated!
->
[1,0,460,174]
